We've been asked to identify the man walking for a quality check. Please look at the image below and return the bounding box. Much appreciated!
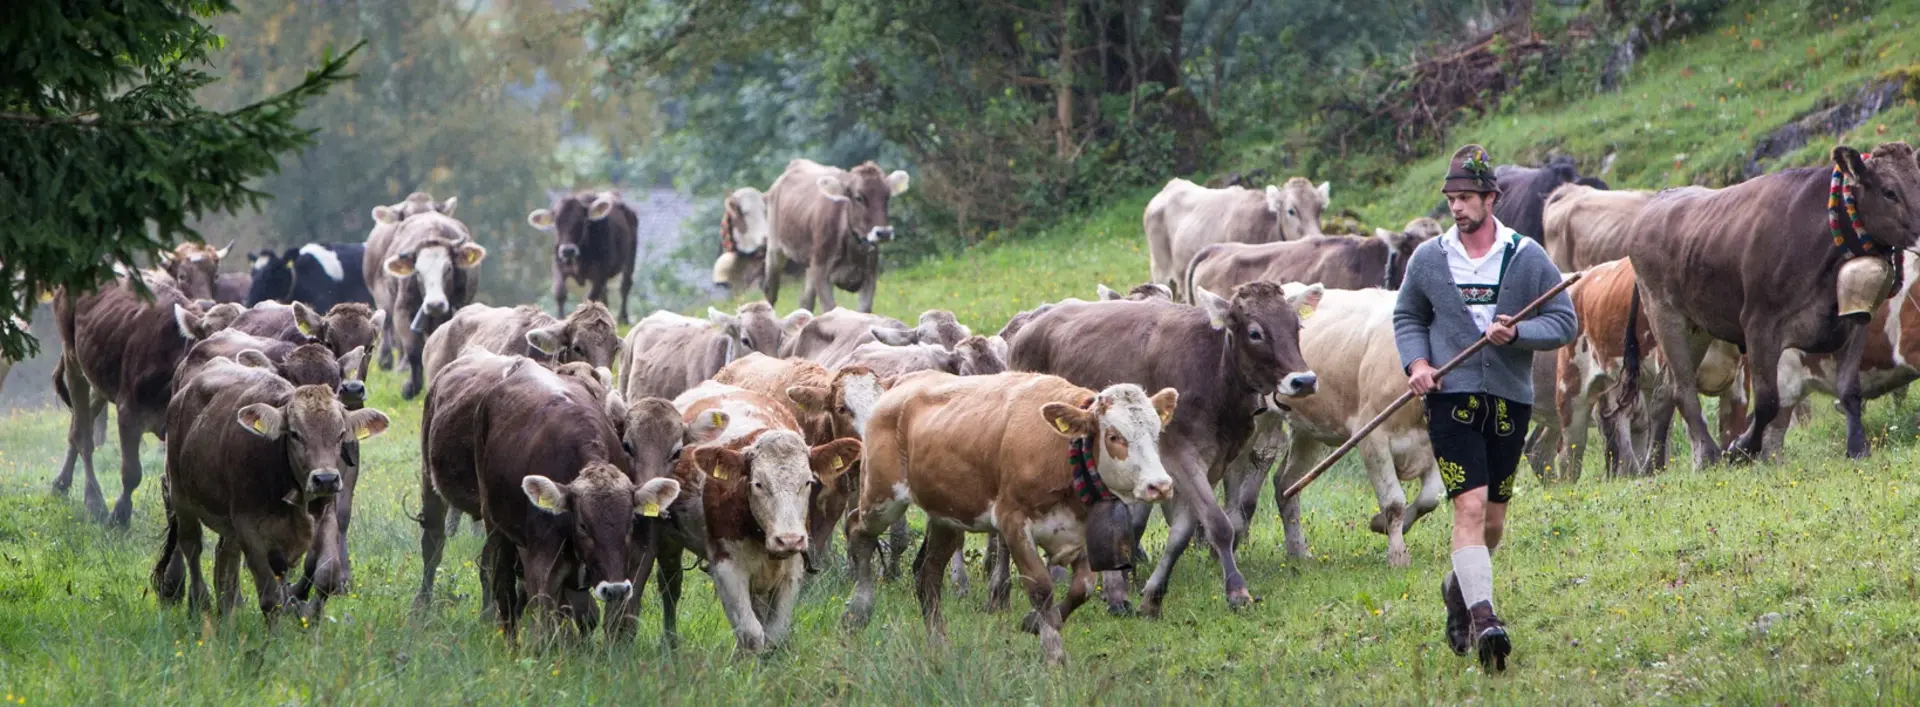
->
[1392,144,1577,672]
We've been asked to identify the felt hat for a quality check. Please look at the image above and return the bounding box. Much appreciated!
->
[1442,144,1500,194]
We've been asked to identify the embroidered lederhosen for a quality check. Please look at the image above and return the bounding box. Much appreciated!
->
[1427,233,1529,502]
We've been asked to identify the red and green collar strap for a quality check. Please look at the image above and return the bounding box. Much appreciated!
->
[1831,158,1903,291]
[1069,434,1116,506]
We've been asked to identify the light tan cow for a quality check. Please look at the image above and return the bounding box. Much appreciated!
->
[780,307,969,366]
[1246,287,1442,568]
[1144,177,1328,300]
[422,301,621,383]
[1540,183,1652,271]
[843,371,1177,664]
[763,159,912,313]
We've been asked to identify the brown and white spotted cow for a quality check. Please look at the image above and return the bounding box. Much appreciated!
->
[843,372,1177,664]
[418,350,680,640]
[713,353,884,574]
[1763,254,1920,453]
[654,381,861,654]
[153,356,390,622]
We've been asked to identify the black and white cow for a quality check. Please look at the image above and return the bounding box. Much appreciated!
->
[246,243,375,313]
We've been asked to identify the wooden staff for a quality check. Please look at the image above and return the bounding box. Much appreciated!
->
[1280,271,1585,500]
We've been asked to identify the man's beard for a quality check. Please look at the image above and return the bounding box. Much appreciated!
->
[1455,214,1484,233]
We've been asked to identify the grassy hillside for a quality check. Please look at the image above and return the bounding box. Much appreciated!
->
[7,0,1920,702]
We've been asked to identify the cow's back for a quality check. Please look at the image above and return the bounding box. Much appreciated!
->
[878,372,1086,520]
[1543,185,1651,271]
[783,308,903,364]
[424,304,551,382]
[475,362,628,545]
[1146,180,1277,292]
[67,276,195,413]
[621,313,726,401]
[1010,299,1235,447]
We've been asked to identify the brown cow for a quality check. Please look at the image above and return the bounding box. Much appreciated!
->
[176,329,364,397]
[1758,254,1920,454]
[527,191,639,324]
[1493,156,1609,244]
[362,193,455,369]
[1625,143,1920,463]
[842,335,1005,379]
[423,301,621,384]
[712,354,884,572]
[418,350,680,639]
[1096,283,1174,302]
[1144,177,1329,300]
[653,381,862,653]
[152,357,390,621]
[231,301,385,367]
[214,271,251,304]
[782,307,972,367]
[762,159,912,313]
[843,372,1177,664]
[367,209,486,400]
[158,241,235,302]
[1009,282,1320,615]
[1185,217,1441,299]
[51,272,215,525]
[617,302,811,401]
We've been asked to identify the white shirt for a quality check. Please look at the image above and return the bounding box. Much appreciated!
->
[1438,219,1529,333]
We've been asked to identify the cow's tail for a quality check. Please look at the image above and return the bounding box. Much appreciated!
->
[1614,283,1643,413]
[1182,245,1215,305]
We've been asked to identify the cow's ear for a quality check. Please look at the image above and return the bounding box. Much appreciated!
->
[870,326,918,346]
[525,323,565,355]
[1287,283,1325,321]
[172,304,205,340]
[527,208,556,230]
[438,196,458,216]
[1195,287,1232,330]
[454,243,487,269]
[1316,181,1331,203]
[370,309,388,335]
[588,194,617,221]
[1150,387,1180,426]
[786,385,831,414]
[634,478,681,518]
[235,349,274,369]
[781,308,813,339]
[337,346,367,381]
[1264,185,1283,213]
[372,205,401,225]
[1097,284,1122,301]
[688,409,730,444]
[346,408,391,441]
[818,176,851,202]
[707,307,738,333]
[691,445,746,482]
[1835,146,1870,182]
[809,438,864,486]
[292,301,325,337]
[236,403,286,440]
[886,170,911,196]
[522,475,570,515]
[384,253,416,277]
[1040,402,1097,439]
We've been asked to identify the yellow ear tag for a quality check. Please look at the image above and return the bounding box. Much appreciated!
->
[252,418,269,434]
[1297,305,1315,320]
[642,502,661,518]
[711,466,728,480]
[355,426,373,441]
[831,456,845,471]
[533,494,561,512]
[1054,418,1070,433]
[709,411,725,427]
[296,320,313,336]
[1160,410,1173,424]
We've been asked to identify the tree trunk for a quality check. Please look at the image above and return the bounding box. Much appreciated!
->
[1140,0,1184,88]
[1056,0,1075,160]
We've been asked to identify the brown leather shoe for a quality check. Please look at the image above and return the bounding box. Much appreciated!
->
[1469,601,1511,672]
[1442,573,1469,656]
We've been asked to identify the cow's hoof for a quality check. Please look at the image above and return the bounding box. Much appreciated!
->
[1106,601,1135,617]
[410,594,434,616]
[1019,611,1042,634]
[108,502,133,529]
[50,478,70,497]
[1139,598,1164,619]
[1226,588,1254,610]
[1369,512,1393,535]
[1388,547,1411,568]
[1284,541,1311,561]
[840,609,872,631]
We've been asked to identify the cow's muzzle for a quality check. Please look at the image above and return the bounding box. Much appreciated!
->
[1135,478,1174,503]
[557,244,580,263]
[769,533,808,557]
[866,226,895,243]
[1278,371,1318,397]
[308,470,343,496]
[338,380,367,408]
[593,580,632,603]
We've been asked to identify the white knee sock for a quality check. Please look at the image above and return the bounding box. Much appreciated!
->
[1452,545,1494,608]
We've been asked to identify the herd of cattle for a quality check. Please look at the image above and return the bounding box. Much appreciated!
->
[26,143,1920,664]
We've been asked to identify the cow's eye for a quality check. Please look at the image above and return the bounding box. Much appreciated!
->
[1287,207,1297,217]
[621,440,634,457]
[286,430,302,443]
[1884,188,1900,202]
[741,336,754,349]
[668,446,684,462]
[853,193,867,203]
[1248,327,1264,341]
